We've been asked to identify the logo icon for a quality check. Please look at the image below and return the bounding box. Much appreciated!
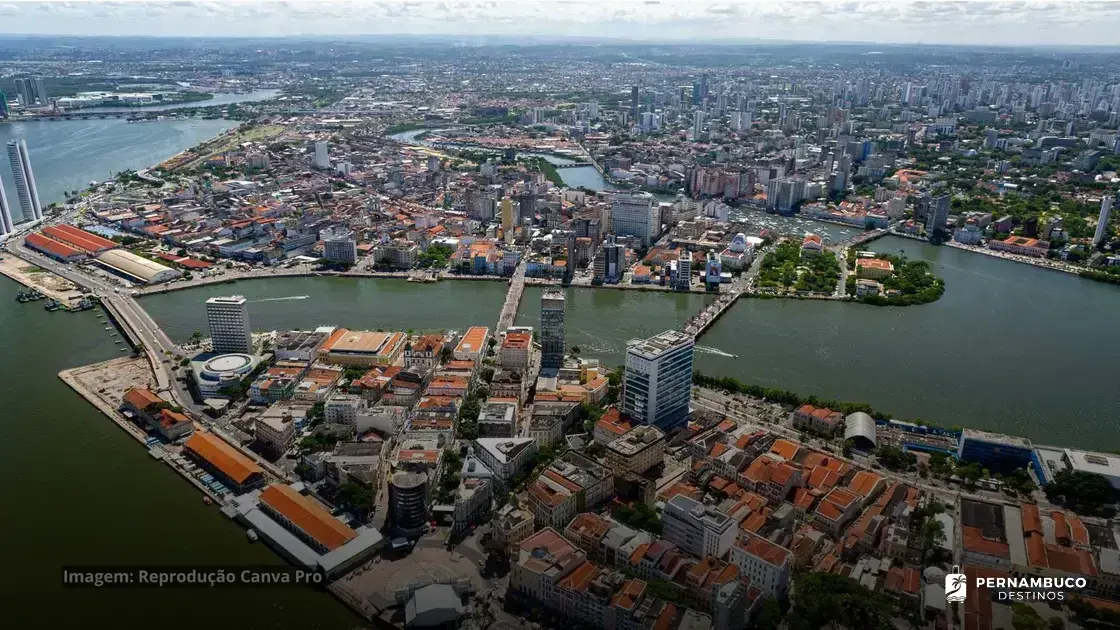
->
[946,565,967,603]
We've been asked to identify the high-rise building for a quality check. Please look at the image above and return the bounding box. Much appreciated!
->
[610,191,657,247]
[623,330,694,430]
[0,174,13,236]
[321,226,357,264]
[766,178,807,214]
[630,85,639,118]
[0,91,8,118]
[7,139,42,222]
[500,196,515,233]
[1094,195,1113,247]
[692,111,704,138]
[33,77,47,106]
[984,128,999,150]
[540,291,566,371]
[926,195,951,233]
[602,234,623,284]
[14,78,33,107]
[313,141,330,169]
[675,250,692,291]
[206,296,253,354]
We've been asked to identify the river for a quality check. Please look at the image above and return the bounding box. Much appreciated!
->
[697,236,1120,450]
[75,89,281,114]
[139,276,509,342]
[0,117,362,627]
[0,118,237,222]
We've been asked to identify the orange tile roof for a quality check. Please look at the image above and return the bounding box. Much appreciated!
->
[27,232,85,258]
[1025,533,1047,568]
[738,535,791,567]
[611,579,646,611]
[455,326,489,355]
[259,484,358,551]
[1021,503,1042,534]
[962,526,1010,558]
[566,513,610,540]
[185,432,263,484]
[123,388,164,410]
[769,439,800,461]
[558,560,597,592]
[740,508,771,534]
[1051,511,1070,542]
[1067,516,1090,547]
[847,470,883,498]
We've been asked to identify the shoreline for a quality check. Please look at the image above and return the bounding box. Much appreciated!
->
[58,355,376,624]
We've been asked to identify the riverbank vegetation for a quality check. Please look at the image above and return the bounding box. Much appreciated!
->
[845,253,946,306]
[757,241,840,293]
[692,371,958,431]
[1079,268,1120,286]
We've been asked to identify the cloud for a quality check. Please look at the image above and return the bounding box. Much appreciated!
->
[0,0,1118,44]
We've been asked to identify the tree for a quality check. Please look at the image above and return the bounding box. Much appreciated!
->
[876,445,917,472]
[439,346,454,364]
[788,572,896,630]
[1011,602,1047,630]
[1044,470,1117,515]
[753,599,783,630]
[337,482,374,516]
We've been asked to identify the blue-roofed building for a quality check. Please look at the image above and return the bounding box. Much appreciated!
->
[957,428,1034,474]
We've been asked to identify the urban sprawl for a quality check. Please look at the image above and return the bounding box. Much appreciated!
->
[4,37,1120,630]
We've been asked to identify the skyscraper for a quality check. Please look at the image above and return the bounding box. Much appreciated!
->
[540,291,566,371]
[0,91,8,118]
[1094,195,1113,247]
[610,191,657,247]
[500,196,514,234]
[0,173,14,236]
[313,141,330,169]
[630,85,639,119]
[14,78,33,107]
[623,330,694,430]
[692,111,704,138]
[33,77,47,106]
[675,250,692,291]
[602,235,623,284]
[7,139,42,222]
[926,195,951,233]
[206,296,253,354]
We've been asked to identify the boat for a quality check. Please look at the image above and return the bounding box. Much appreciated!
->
[44,299,61,312]
[202,496,213,505]
[246,529,259,542]
[114,340,123,344]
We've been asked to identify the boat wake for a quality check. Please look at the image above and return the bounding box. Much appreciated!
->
[695,345,738,358]
[254,295,311,302]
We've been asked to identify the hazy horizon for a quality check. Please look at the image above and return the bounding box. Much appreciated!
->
[1,1,1119,47]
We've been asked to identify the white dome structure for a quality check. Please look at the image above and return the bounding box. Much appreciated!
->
[843,412,877,449]
[730,233,748,253]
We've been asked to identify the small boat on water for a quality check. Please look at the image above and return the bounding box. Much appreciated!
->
[247,529,259,542]
[202,496,213,505]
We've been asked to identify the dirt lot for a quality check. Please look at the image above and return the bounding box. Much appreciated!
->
[0,254,84,303]
[68,356,161,409]
[336,547,486,612]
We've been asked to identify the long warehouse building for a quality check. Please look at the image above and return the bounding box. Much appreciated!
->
[41,224,116,254]
[94,249,182,284]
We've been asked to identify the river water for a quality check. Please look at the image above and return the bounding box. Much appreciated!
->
[698,236,1120,450]
[77,89,281,114]
[0,118,361,627]
[0,118,236,222]
[140,276,509,342]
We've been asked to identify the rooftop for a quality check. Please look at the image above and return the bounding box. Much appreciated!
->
[259,484,358,551]
[627,330,693,359]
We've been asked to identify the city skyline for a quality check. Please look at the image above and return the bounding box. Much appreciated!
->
[2,0,1120,47]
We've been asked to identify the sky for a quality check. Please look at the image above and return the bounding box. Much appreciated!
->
[1,0,1119,46]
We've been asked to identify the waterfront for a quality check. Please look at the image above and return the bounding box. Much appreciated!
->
[0,118,237,221]
[0,275,361,628]
[698,236,1120,451]
[139,275,510,342]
